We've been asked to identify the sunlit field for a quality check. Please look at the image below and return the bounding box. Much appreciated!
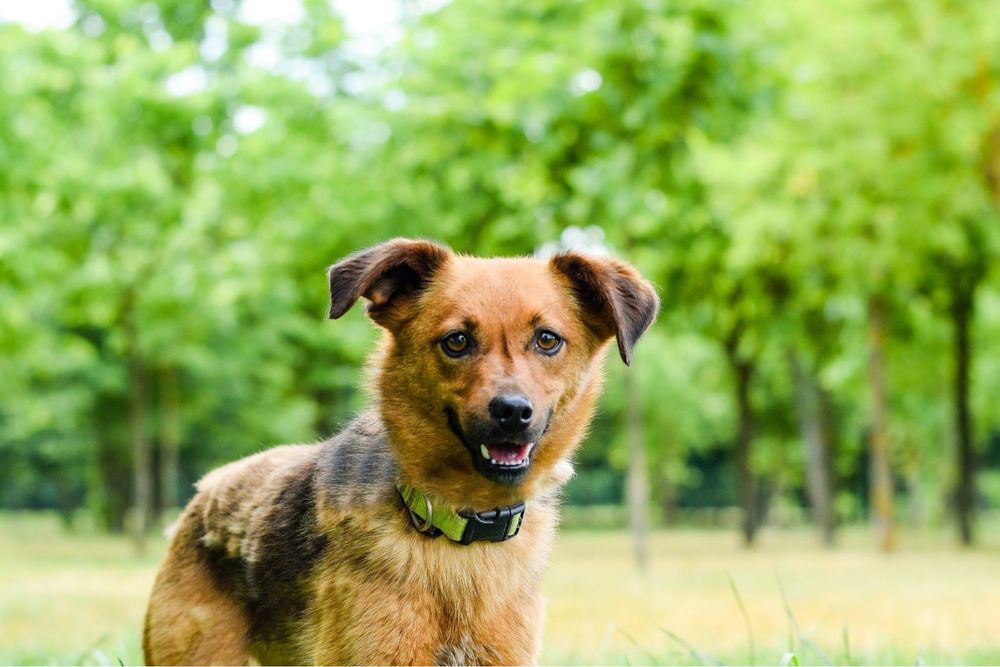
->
[545,526,1000,665]
[2,513,999,666]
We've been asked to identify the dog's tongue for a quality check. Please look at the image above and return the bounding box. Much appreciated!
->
[487,442,531,464]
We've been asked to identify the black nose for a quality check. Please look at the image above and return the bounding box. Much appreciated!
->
[488,394,534,433]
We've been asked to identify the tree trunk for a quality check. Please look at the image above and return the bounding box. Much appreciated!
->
[624,369,649,571]
[158,366,181,520]
[951,290,975,546]
[866,294,895,552]
[124,297,152,554]
[658,468,679,526]
[93,402,131,534]
[790,351,835,546]
[733,358,757,546]
[723,323,758,547]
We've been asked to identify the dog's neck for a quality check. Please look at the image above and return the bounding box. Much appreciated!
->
[392,455,574,545]
[396,483,528,544]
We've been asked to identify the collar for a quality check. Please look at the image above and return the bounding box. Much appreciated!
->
[396,484,526,545]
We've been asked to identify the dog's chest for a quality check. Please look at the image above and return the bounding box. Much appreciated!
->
[407,523,551,663]
[399,529,529,599]
[308,525,548,664]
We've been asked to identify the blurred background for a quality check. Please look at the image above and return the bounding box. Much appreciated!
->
[2,0,1000,664]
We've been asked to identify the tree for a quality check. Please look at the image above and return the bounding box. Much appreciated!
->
[742,0,1000,546]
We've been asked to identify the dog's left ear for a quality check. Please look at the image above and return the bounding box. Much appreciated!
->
[550,252,660,365]
[327,238,452,328]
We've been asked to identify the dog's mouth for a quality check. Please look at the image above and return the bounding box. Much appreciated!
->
[445,408,541,486]
[478,441,535,469]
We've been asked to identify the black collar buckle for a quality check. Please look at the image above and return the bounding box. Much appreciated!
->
[458,502,526,545]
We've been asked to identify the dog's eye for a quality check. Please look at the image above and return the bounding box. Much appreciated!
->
[535,330,563,354]
[441,332,472,357]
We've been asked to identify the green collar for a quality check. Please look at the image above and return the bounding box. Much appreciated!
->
[396,484,526,545]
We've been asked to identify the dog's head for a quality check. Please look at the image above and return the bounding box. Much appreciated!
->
[328,238,659,508]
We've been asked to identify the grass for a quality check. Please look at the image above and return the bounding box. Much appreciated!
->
[1,513,999,665]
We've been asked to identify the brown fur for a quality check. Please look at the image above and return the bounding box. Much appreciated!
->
[144,239,658,665]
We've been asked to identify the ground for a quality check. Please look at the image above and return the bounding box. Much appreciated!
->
[1,513,998,665]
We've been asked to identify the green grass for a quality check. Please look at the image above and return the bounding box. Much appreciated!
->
[2,512,999,665]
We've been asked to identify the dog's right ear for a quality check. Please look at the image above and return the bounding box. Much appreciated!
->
[327,238,452,327]
[550,252,660,366]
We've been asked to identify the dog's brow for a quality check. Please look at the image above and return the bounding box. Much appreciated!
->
[437,316,479,334]
[456,316,479,334]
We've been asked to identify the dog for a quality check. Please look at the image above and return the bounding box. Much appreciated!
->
[143,238,659,665]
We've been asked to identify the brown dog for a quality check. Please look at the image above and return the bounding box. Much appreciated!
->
[143,238,658,665]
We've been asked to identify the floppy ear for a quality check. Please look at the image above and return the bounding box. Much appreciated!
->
[550,252,660,365]
[327,238,452,327]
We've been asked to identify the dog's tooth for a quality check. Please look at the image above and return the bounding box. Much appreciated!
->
[480,444,490,459]
[491,459,497,465]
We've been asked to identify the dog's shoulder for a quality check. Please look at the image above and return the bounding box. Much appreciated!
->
[315,409,398,510]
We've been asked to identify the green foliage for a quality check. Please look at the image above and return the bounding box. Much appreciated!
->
[2,0,1000,541]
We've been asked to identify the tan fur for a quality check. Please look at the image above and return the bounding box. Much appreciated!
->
[144,240,658,666]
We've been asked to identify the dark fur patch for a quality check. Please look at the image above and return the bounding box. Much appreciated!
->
[316,411,397,508]
[194,524,241,591]
[195,462,325,657]
[243,460,326,639]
